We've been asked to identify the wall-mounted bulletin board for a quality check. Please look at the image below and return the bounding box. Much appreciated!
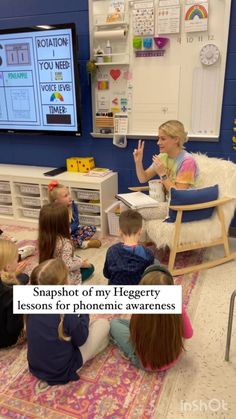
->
[89,0,232,141]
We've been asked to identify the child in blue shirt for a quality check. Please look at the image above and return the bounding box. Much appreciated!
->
[103,209,156,285]
[26,258,110,385]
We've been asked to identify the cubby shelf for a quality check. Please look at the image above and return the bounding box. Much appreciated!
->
[94,21,129,29]
[95,61,129,66]
[0,165,118,236]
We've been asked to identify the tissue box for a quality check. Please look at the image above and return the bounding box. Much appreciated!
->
[78,157,95,173]
[66,157,80,172]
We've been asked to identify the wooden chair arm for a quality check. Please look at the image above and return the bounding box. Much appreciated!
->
[128,186,150,192]
[169,196,233,211]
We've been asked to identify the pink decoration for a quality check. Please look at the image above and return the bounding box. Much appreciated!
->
[112,97,119,105]
[123,70,132,80]
[154,37,169,49]
[110,69,121,81]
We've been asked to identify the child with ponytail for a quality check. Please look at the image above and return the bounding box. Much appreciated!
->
[26,258,110,385]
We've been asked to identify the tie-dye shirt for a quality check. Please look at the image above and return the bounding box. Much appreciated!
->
[154,150,199,187]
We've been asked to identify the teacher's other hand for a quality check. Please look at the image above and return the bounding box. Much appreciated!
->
[152,154,166,177]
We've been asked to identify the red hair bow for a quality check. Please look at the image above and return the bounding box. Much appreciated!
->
[48,180,58,191]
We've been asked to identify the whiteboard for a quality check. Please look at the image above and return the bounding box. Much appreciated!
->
[89,0,232,140]
[130,63,180,134]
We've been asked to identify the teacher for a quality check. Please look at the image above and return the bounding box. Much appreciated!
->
[133,120,199,192]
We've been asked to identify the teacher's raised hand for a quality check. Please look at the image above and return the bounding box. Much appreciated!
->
[133,139,156,183]
[133,140,145,164]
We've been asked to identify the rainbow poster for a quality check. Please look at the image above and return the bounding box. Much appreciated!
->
[50,92,64,102]
[185,2,208,33]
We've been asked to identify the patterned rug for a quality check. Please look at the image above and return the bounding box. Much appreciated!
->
[0,224,203,418]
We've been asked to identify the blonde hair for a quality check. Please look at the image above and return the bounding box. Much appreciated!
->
[48,182,72,221]
[0,239,18,284]
[159,120,187,149]
[48,182,65,203]
[29,259,70,341]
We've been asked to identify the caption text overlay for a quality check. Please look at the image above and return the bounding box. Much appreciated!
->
[13,285,182,314]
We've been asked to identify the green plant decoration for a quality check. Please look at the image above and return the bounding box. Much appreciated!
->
[86,59,97,77]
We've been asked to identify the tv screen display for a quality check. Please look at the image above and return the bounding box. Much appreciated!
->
[0,23,81,135]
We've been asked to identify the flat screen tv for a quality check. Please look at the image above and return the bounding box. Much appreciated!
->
[0,23,82,135]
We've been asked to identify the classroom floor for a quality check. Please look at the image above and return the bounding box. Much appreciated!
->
[154,239,236,418]
[49,235,236,418]
[1,223,236,418]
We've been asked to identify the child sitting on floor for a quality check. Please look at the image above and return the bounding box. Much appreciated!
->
[110,264,193,371]
[0,228,36,261]
[26,258,110,385]
[103,209,155,285]
[0,240,28,348]
[38,203,95,284]
[48,180,101,249]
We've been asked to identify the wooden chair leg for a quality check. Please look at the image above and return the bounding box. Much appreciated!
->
[168,210,182,273]
[225,289,236,361]
[217,205,230,256]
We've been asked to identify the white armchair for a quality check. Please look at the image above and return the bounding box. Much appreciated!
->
[143,153,236,276]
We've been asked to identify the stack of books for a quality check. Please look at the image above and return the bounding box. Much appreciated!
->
[116,191,159,209]
[87,168,113,177]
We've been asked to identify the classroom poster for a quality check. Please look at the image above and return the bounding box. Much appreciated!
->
[184,1,208,33]
[133,1,155,36]
[157,2,180,35]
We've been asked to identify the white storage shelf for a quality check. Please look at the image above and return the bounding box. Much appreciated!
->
[15,183,40,196]
[0,181,11,193]
[0,164,118,236]
[77,203,101,214]
[80,214,101,226]
[17,196,41,209]
[0,194,12,205]
[89,0,131,135]
[21,208,40,219]
[72,188,100,202]
[0,206,14,216]
[0,180,13,217]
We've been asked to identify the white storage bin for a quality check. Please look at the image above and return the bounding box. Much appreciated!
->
[105,202,120,236]
[41,186,49,199]
[0,194,12,205]
[16,183,40,196]
[22,208,40,219]
[0,206,13,215]
[105,201,128,236]
[74,189,100,201]
[80,214,101,226]
[20,196,41,208]
[77,203,100,214]
[0,181,11,193]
